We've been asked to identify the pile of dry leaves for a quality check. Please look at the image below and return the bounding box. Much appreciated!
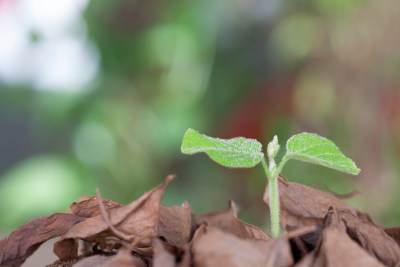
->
[1,174,400,267]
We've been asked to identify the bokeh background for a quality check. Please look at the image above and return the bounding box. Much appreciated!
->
[1,0,400,237]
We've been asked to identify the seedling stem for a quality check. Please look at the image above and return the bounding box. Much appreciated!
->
[261,158,280,237]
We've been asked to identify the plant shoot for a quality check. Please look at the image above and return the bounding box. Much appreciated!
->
[181,128,360,237]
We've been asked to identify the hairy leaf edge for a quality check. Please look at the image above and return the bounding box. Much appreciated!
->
[181,128,264,168]
[285,132,361,175]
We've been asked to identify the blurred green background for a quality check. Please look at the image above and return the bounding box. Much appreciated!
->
[1,0,400,236]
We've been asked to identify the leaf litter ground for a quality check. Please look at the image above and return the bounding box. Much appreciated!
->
[1,174,400,267]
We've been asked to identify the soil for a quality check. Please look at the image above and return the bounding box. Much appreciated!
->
[1,174,400,267]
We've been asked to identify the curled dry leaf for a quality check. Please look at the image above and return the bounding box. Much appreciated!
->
[312,184,360,200]
[0,213,84,267]
[264,175,358,229]
[286,224,322,249]
[296,209,384,267]
[60,175,175,248]
[69,196,123,218]
[192,225,292,267]
[158,201,193,247]
[331,209,400,266]
[285,225,321,262]
[65,195,90,214]
[197,200,271,240]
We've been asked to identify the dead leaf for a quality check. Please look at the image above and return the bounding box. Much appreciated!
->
[264,175,358,229]
[0,213,84,267]
[60,175,175,248]
[65,195,90,214]
[177,244,191,267]
[296,209,384,267]
[153,238,176,267]
[313,184,360,199]
[71,250,146,267]
[102,249,146,267]
[69,196,123,218]
[192,225,292,267]
[152,238,191,267]
[197,200,271,240]
[285,225,321,262]
[53,238,78,261]
[158,201,193,247]
[384,227,400,246]
[94,188,133,242]
[287,224,322,249]
[47,256,84,267]
[296,228,384,266]
[333,209,400,266]
[72,255,111,267]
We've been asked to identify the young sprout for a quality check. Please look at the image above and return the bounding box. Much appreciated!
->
[181,129,360,237]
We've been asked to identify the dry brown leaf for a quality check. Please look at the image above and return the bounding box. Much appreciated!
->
[313,184,360,199]
[296,229,384,267]
[285,225,321,262]
[296,209,384,267]
[94,188,133,243]
[0,213,84,267]
[72,250,146,267]
[192,225,292,267]
[102,249,146,267]
[72,255,111,267]
[287,224,322,250]
[197,200,271,241]
[60,175,175,248]
[153,238,176,267]
[152,238,191,267]
[69,196,123,218]
[333,209,400,266]
[158,201,193,247]
[384,227,400,246]
[264,175,358,229]
[65,195,90,214]
[177,244,191,267]
[53,238,78,261]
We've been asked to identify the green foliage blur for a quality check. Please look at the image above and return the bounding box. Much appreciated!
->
[2,0,400,235]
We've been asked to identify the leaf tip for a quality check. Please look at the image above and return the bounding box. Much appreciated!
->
[181,128,196,154]
[351,166,361,176]
[165,174,176,183]
[184,128,195,135]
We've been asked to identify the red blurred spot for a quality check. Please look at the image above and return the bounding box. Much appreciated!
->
[216,76,296,141]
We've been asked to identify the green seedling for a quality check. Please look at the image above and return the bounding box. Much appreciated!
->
[181,128,360,237]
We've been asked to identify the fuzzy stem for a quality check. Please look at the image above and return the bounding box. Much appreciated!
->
[261,158,280,237]
[268,175,280,237]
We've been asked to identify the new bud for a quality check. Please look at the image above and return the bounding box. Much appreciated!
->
[267,135,280,160]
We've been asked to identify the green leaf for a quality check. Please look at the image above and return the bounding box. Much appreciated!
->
[181,128,264,168]
[285,133,360,175]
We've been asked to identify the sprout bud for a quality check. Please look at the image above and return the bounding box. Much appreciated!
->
[267,135,280,160]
